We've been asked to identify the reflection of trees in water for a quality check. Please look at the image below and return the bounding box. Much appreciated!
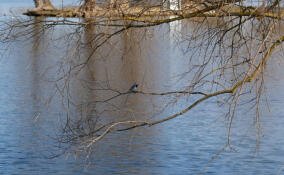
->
[58,20,282,159]
[1,0,284,171]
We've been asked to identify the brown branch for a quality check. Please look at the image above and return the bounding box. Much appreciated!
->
[79,36,284,145]
[134,90,208,96]
[266,0,281,12]
[117,36,284,131]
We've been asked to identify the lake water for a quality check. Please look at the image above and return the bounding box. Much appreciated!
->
[1,1,284,175]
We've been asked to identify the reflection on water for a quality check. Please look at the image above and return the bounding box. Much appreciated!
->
[1,11,284,175]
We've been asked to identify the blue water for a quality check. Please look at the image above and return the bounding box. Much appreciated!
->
[1,1,284,175]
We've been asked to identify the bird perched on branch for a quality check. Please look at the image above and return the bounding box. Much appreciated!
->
[129,83,138,92]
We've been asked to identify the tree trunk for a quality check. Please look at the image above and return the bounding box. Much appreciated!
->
[110,0,130,9]
[81,0,96,11]
[33,0,56,10]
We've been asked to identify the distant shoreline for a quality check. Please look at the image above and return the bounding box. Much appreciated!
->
[23,5,284,19]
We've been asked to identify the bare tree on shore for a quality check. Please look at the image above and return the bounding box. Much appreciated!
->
[33,0,55,10]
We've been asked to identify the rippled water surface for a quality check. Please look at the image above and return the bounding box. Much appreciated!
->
[1,2,284,175]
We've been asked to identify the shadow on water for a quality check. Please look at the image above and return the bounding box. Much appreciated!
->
[1,10,284,175]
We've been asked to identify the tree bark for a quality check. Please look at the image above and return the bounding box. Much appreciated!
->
[81,0,96,11]
[110,0,130,9]
[33,0,56,10]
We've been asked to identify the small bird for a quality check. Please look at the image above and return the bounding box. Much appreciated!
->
[129,83,138,92]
